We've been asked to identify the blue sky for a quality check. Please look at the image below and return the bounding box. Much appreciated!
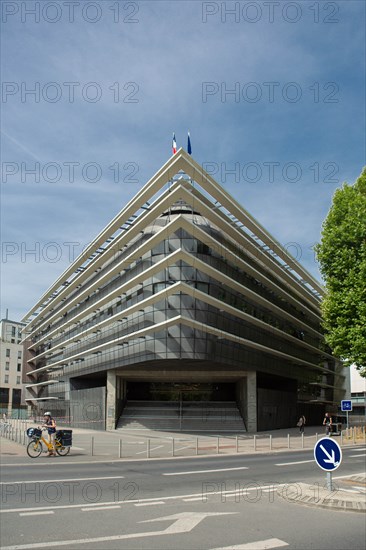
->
[1,0,365,321]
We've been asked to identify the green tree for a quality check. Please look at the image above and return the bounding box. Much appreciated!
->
[315,168,366,377]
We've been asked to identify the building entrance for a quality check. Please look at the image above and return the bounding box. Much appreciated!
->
[127,382,236,402]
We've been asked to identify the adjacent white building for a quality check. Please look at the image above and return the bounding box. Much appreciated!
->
[350,364,366,420]
[0,318,26,413]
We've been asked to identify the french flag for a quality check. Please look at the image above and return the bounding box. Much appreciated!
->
[172,133,177,154]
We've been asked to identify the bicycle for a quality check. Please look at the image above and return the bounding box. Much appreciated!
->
[26,427,72,458]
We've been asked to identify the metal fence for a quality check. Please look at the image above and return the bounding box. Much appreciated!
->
[2,419,365,460]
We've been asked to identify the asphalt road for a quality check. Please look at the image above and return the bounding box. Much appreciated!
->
[1,446,365,549]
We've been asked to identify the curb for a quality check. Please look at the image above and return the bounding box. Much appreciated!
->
[277,476,366,513]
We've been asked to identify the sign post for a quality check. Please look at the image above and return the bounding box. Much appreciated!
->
[314,437,342,492]
[341,400,352,430]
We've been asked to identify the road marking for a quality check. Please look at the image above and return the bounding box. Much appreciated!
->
[135,501,165,506]
[348,453,366,458]
[135,445,164,455]
[0,476,125,485]
[19,511,55,517]
[0,484,286,515]
[348,448,366,452]
[275,460,314,466]
[163,467,249,476]
[1,511,237,550]
[333,472,365,480]
[183,497,203,502]
[81,506,121,511]
[211,538,288,550]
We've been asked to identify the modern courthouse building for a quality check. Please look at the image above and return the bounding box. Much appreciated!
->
[22,149,348,432]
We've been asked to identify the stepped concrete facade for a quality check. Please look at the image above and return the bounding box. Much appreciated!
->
[22,149,347,432]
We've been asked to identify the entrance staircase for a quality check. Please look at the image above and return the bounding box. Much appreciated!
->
[116,401,246,432]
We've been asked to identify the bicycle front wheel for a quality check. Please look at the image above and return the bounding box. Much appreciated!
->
[27,439,43,458]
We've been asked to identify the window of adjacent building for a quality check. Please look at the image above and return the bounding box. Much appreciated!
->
[12,388,21,406]
[16,376,21,384]
[6,349,10,357]
[0,388,9,406]
[11,326,16,337]
[18,351,22,359]
[5,363,9,371]
[17,364,21,372]
[4,375,9,384]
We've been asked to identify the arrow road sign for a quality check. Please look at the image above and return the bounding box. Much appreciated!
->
[341,400,352,411]
[314,437,342,471]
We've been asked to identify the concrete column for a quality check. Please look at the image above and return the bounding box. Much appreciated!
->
[246,372,257,432]
[106,370,117,431]
[237,372,257,433]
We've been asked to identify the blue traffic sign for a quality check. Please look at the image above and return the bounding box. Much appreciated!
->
[314,437,342,471]
[341,400,352,412]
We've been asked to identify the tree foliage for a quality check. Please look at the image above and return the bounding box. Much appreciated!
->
[315,168,366,377]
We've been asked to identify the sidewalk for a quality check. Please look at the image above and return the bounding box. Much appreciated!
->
[1,420,365,460]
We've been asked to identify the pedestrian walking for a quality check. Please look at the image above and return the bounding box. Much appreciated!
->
[297,415,306,433]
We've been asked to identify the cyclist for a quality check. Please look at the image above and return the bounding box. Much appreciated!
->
[323,412,333,436]
[42,412,56,456]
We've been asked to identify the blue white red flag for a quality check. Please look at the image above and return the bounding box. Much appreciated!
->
[172,133,177,154]
[187,132,192,155]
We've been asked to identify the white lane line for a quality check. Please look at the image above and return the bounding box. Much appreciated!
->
[0,484,286,515]
[0,476,124,485]
[163,467,249,476]
[183,497,203,502]
[275,460,314,466]
[211,538,289,549]
[19,511,55,517]
[348,453,366,458]
[333,472,366,480]
[82,506,121,512]
[135,445,164,456]
[349,448,366,452]
[134,501,165,506]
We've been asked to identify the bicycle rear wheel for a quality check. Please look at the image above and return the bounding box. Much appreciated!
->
[56,443,70,456]
[27,439,43,458]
